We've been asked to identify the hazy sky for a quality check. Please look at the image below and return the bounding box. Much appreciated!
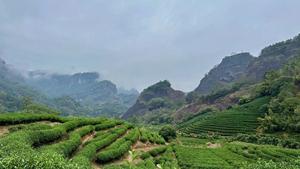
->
[1,0,300,91]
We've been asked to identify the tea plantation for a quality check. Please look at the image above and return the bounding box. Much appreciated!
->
[1,111,300,169]
[175,137,300,169]
[179,97,270,136]
[0,113,169,169]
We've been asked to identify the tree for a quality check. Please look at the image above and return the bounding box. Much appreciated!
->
[21,96,33,110]
[159,125,176,142]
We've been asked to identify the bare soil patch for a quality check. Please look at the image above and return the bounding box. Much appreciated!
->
[81,132,96,144]
[206,142,221,148]
[0,126,9,137]
[132,141,161,152]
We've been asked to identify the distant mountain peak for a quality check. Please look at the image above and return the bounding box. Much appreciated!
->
[194,52,255,95]
[122,80,185,119]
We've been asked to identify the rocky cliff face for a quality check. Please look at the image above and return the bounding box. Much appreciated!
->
[122,80,185,119]
[246,34,300,81]
[195,34,300,96]
[180,34,300,123]
[194,52,255,95]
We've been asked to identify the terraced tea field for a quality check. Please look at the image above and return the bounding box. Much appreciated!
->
[1,112,299,169]
[179,97,270,136]
[0,113,168,169]
[175,137,300,169]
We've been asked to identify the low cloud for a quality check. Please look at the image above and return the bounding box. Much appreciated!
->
[1,0,300,91]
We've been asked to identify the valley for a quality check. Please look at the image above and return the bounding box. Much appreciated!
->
[0,2,300,168]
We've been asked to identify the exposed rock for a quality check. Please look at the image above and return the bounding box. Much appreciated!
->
[194,52,254,95]
[122,80,185,119]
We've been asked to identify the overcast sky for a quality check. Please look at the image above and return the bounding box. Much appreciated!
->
[1,0,300,91]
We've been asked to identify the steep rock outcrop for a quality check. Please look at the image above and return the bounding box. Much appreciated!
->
[195,52,254,95]
[122,80,185,119]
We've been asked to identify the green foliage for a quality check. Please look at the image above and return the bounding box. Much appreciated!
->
[234,134,300,149]
[242,159,300,169]
[0,112,65,125]
[175,145,232,169]
[24,102,62,115]
[201,83,243,103]
[8,123,54,132]
[257,56,300,133]
[96,128,140,163]
[140,146,167,159]
[95,120,123,131]
[0,113,108,169]
[180,97,270,136]
[185,91,201,103]
[147,98,174,111]
[71,125,131,168]
[104,146,179,169]
[159,125,177,142]
[40,125,95,157]
[139,128,165,144]
[175,141,300,169]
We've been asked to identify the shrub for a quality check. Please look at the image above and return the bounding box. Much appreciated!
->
[96,128,139,163]
[139,128,165,144]
[159,126,176,142]
[140,146,167,159]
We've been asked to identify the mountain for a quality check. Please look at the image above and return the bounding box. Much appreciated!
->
[0,58,138,117]
[195,52,255,95]
[195,34,300,96]
[126,33,300,124]
[179,55,300,137]
[179,34,300,123]
[122,80,185,124]
[27,72,116,101]
[0,58,51,112]
[246,34,300,81]
[25,71,138,117]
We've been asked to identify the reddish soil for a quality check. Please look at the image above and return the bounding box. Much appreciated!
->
[0,126,9,137]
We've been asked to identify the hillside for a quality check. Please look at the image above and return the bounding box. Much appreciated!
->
[195,34,300,96]
[126,34,300,124]
[26,71,138,117]
[179,97,270,136]
[195,52,255,95]
[180,55,300,137]
[246,34,300,81]
[255,55,300,133]
[177,34,300,122]
[0,112,171,169]
[0,58,49,112]
[122,80,185,124]
[0,58,138,117]
[1,112,300,169]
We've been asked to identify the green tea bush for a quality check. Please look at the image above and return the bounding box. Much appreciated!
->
[8,123,53,132]
[139,128,165,144]
[140,146,167,159]
[96,128,139,163]
[72,125,130,168]
[0,113,65,125]
[95,120,123,131]
[235,134,300,149]
[41,125,95,157]
[159,125,176,142]
[242,159,300,169]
